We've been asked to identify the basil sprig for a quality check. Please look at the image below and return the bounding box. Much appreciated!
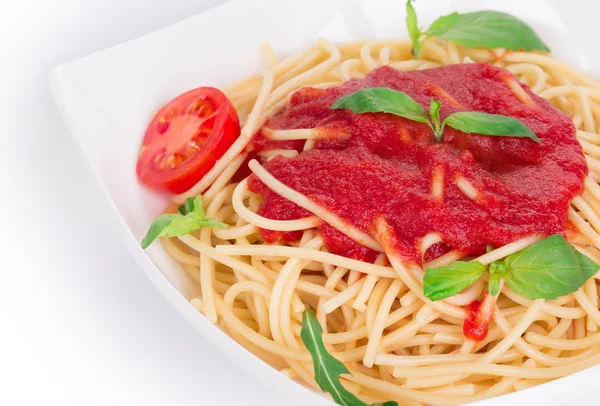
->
[405,0,422,57]
[331,88,540,144]
[301,309,397,406]
[405,0,550,58]
[141,196,228,249]
[429,99,442,136]
[423,235,599,301]
[487,261,506,296]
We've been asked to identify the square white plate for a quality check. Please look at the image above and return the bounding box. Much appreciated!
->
[50,0,600,404]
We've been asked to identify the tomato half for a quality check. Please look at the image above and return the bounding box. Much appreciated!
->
[136,87,240,193]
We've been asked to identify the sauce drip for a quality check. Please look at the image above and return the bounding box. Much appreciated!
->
[463,297,494,341]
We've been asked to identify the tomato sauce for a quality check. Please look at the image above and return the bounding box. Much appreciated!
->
[248,64,587,263]
[463,298,493,341]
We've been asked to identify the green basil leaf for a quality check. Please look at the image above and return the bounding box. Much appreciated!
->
[160,217,218,237]
[429,99,442,142]
[197,218,230,230]
[504,235,600,300]
[444,111,541,143]
[142,195,227,249]
[429,99,441,127]
[488,273,502,296]
[405,0,421,57]
[424,261,486,301]
[178,197,196,215]
[141,214,177,249]
[425,11,550,52]
[331,88,430,125]
[372,403,398,406]
[192,195,205,216]
[489,260,507,275]
[301,309,398,406]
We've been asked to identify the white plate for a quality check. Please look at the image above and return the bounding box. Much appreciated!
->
[50,0,600,404]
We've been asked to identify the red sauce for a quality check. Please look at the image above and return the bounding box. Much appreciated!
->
[248,64,587,263]
[463,294,495,340]
[423,242,451,263]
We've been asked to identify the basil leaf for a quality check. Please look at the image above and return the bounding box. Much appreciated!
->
[198,218,230,230]
[424,261,486,301]
[429,99,442,142]
[405,0,421,57]
[178,197,196,215]
[142,195,227,249]
[504,235,599,300]
[161,216,227,237]
[444,112,541,144]
[331,88,430,125]
[489,260,507,275]
[141,214,177,249]
[488,273,502,296]
[425,11,550,52]
[372,403,398,406]
[192,195,205,216]
[301,309,366,406]
[161,216,203,237]
[301,309,398,406]
[429,99,441,127]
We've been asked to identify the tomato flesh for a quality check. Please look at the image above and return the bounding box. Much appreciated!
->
[137,87,240,193]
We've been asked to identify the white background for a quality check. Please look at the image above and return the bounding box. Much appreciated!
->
[1,0,288,404]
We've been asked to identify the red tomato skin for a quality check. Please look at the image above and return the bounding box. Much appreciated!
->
[136,87,240,194]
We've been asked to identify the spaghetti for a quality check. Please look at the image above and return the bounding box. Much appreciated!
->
[156,38,600,405]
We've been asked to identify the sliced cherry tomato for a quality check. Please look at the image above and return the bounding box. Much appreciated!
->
[136,87,240,193]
